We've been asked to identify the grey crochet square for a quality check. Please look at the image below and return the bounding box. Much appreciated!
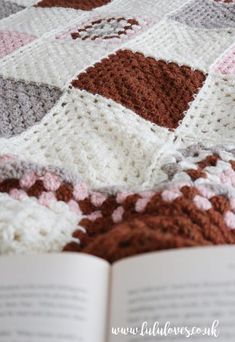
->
[169,0,235,29]
[0,77,63,137]
[0,1,25,20]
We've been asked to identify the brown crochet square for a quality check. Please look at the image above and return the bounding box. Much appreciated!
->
[36,0,111,10]
[72,50,206,129]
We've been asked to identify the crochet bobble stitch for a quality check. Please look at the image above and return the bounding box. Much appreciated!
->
[0,144,235,260]
[0,0,235,259]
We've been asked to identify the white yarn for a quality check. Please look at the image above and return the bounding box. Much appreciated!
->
[0,89,173,189]
[100,0,189,19]
[177,73,235,144]
[0,0,235,255]
[0,192,81,254]
[0,7,85,36]
[0,38,117,87]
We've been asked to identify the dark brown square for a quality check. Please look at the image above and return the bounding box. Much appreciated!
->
[36,0,111,11]
[72,50,206,129]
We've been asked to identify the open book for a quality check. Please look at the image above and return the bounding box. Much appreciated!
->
[0,246,235,341]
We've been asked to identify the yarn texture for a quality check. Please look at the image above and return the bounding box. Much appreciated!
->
[0,0,235,262]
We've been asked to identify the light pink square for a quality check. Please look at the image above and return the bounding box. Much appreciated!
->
[0,31,35,58]
[212,43,235,75]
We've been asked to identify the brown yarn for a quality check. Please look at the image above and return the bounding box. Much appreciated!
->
[72,50,206,129]
[55,182,73,202]
[0,178,20,193]
[36,0,111,10]
[71,18,139,41]
[210,195,231,214]
[186,154,220,181]
[186,169,207,181]
[64,186,235,262]
[198,154,220,169]
[65,216,212,263]
[27,180,45,197]
[214,0,234,2]
[230,160,235,170]
[78,198,96,214]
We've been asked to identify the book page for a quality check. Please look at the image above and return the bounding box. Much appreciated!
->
[109,246,235,341]
[0,253,110,342]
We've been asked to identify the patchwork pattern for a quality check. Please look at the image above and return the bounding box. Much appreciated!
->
[127,19,235,73]
[0,40,112,87]
[0,1,25,20]
[58,17,141,41]
[72,50,206,129]
[0,77,63,137]
[0,156,83,254]
[169,0,235,29]
[177,74,235,143]
[0,88,172,188]
[36,0,111,10]
[99,0,189,21]
[63,144,235,262]
[0,31,35,58]
[1,143,235,260]
[0,0,235,260]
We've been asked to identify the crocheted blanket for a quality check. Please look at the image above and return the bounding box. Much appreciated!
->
[0,0,235,262]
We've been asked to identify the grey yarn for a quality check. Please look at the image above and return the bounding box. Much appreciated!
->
[0,159,82,185]
[0,1,25,20]
[169,0,235,29]
[0,77,63,137]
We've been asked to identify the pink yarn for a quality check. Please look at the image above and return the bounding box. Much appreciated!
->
[39,192,56,207]
[140,191,155,198]
[20,171,37,189]
[43,172,61,191]
[135,197,150,213]
[0,31,35,58]
[73,182,89,201]
[9,189,27,200]
[193,195,212,211]
[116,192,134,204]
[196,185,215,199]
[224,211,235,229]
[87,211,102,221]
[68,200,82,215]
[168,182,190,192]
[112,206,124,223]
[220,168,235,186]
[162,189,181,202]
[212,44,235,75]
[230,198,235,211]
[91,192,107,207]
[0,154,14,164]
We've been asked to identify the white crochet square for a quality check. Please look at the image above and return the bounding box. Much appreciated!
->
[95,0,189,19]
[0,7,85,36]
[125,18,235,73]
[0,89,174,189]
[0,38,117,88]
[176,73,235,144]
[0,192,79,254]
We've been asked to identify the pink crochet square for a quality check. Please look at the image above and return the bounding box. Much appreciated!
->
[212,43,235,75]
[0,31,35,58]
